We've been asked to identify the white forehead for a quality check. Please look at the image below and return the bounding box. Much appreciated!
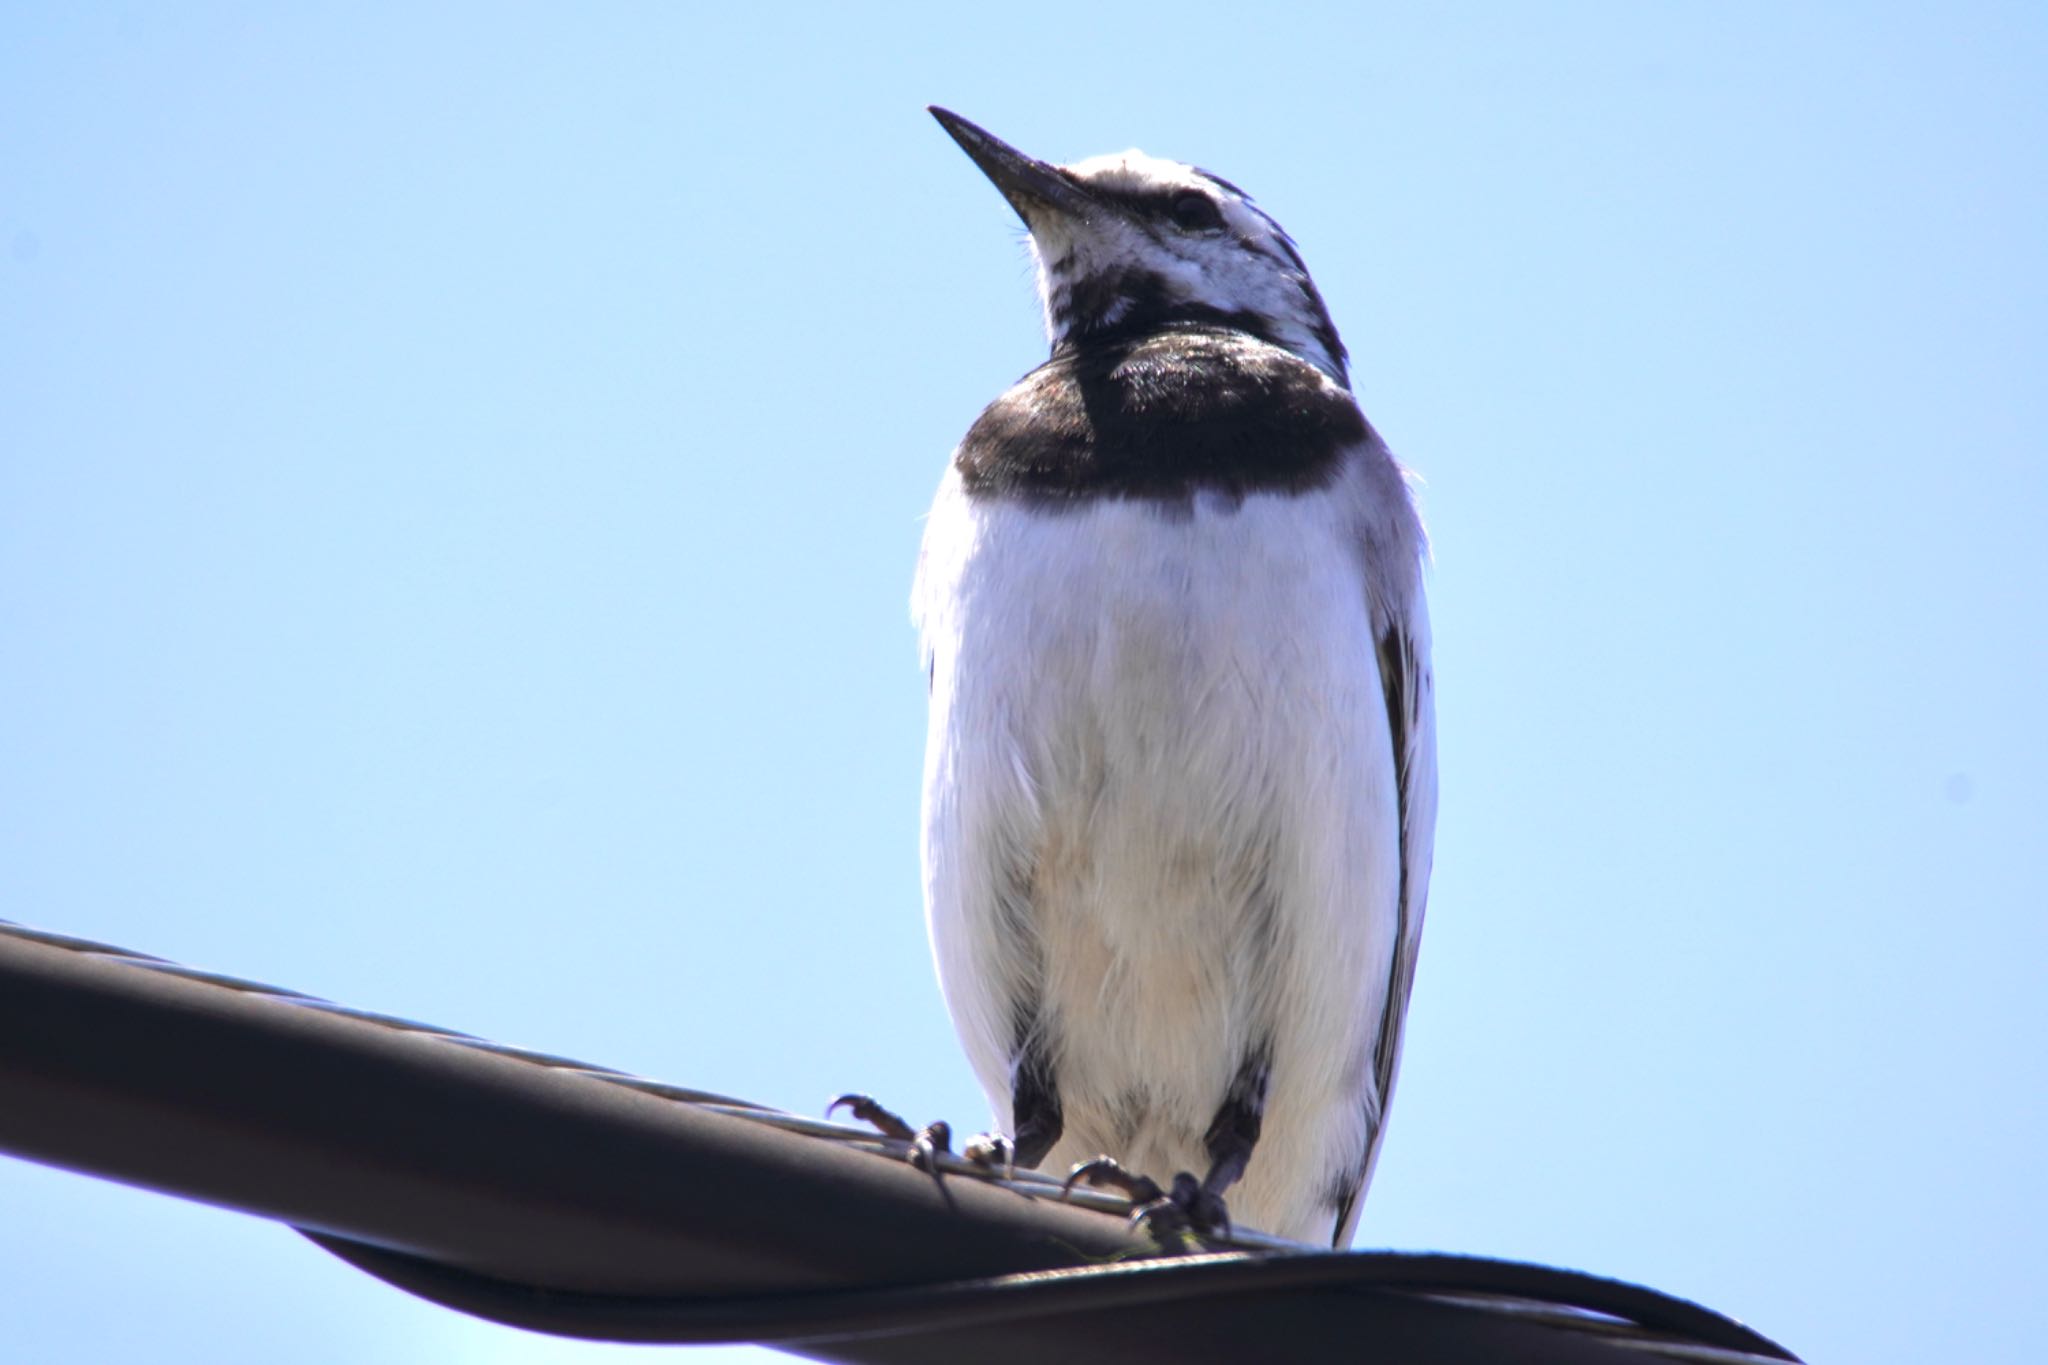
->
[1061,148,1211,193]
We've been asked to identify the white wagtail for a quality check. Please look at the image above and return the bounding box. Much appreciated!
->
[905,109,1437,1247]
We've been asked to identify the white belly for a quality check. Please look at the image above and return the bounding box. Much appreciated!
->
[915,473,1402,1242]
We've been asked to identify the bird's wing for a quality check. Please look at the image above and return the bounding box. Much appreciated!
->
[1335,568,1438,1246]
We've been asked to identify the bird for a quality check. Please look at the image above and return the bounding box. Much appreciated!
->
[912,108,1436,1247]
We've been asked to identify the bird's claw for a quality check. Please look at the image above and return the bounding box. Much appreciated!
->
[961,1131,1017,1177]
[1063,1155,1165,1205]
[1166,1170,1233,1240]
[827,1094,958,1178]
[829,1095,1022,1182]
[1063,1158,1231,1247]
[828,1092,918,1141]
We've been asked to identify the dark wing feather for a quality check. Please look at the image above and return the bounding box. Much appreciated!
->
[1333,605,1437,1245]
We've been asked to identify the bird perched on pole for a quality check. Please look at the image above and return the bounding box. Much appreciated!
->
[914,109,1436,1247]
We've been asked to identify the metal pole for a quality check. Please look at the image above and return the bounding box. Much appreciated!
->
[0,924,1800,1364]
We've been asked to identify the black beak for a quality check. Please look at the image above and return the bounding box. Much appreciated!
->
[929,107,1101,226]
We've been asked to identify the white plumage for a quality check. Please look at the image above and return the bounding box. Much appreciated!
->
[916,111,1435,1245]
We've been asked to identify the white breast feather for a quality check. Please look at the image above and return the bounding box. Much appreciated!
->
[914,447,1431,1244]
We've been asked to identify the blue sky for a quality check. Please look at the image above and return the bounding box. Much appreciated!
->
[2,4,2042,1362]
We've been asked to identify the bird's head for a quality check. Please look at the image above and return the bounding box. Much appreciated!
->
[931,107,1348,385]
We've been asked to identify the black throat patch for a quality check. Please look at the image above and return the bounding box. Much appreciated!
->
[955,326,1367,506]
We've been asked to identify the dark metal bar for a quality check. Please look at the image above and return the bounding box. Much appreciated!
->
[0,925,1142,1293]
[0,924,1801,1363]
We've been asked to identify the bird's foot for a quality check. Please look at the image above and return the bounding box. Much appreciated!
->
[960,1130,1018,1177]
[1062,1158,1230,1250]
[828,1092,949,1172]
[827,1094,1016,1181]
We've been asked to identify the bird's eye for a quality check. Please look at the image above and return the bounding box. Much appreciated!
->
[1167,192,1224,231]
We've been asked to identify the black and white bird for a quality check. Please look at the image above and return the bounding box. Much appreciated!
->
[914,109,1437,1247]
